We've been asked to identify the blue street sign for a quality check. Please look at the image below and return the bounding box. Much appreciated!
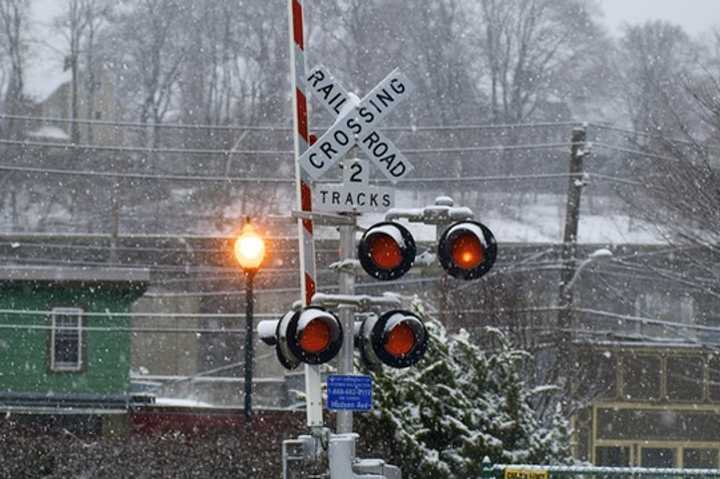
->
[327,375,373,411]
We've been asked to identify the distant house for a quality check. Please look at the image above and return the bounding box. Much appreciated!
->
[26,65,122,145]
[0,266,149,416]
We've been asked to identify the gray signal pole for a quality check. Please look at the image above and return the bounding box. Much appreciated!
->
[337,216,357,433]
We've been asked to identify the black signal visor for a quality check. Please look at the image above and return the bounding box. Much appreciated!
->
[359,310,428,369]
[276,307,343,369]
[358,222,416,281]
[438,221,497,280]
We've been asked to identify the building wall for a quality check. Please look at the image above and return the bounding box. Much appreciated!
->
[0,283,140,395]
[131,295,201,377]
[35,67,122,145]
[576,344,720,468]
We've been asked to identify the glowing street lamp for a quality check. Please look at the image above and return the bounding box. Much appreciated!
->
[234,222,266,271]
[234,218,266,421]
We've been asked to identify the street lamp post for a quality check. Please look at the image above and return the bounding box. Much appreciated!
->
[557,248,612,397]
[234,218,266,421]
[565,248,612,292]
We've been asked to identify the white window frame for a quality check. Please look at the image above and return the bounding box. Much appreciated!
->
[50,307,84,372]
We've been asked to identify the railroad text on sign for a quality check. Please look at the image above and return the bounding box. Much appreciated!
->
[299,66,414,183]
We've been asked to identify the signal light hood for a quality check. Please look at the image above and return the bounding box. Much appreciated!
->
[276,307,343,369]
[358,310,428,369]
[438,220,497,280]
[358,222,416,281]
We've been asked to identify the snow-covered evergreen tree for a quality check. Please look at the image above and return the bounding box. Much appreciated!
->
[356,300,574,478]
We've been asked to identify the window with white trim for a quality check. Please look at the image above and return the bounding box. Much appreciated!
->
[50,307,83,372]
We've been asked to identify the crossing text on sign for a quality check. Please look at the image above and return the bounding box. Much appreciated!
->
[299,66,414,182]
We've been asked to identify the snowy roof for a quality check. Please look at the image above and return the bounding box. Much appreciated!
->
[0,265,150,283]
[26,126,70,141]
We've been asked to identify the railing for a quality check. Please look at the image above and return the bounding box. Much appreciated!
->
[482,459,720,479]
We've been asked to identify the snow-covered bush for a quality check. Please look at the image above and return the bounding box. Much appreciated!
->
[356,303,574,478]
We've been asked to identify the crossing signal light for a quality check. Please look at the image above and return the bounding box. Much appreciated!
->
[438,221,497,280]
[358,222,416,281]
[357,310,428,369]
[258,307,343,369]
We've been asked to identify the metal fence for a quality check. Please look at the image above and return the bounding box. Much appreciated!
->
[483,460,720,479]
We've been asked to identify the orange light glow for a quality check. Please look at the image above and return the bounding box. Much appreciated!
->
[234,223,266,270]
[451,232,485,270]
[299,319,331,354]
[369,234,403,270]
[384,322,415,357]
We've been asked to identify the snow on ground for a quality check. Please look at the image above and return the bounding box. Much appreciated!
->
[154,397,215,407]
[317,190,664,245]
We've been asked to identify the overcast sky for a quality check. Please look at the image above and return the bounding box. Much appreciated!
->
[599,0,720,34]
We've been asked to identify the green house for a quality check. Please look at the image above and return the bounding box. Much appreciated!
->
[0,266,149,413]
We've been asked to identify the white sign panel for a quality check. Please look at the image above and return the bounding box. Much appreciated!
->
[313,159,395,213]
[314,184,395,213]
[299,66,414,183]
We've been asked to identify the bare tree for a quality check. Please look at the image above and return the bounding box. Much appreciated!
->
[80,0,113,144]
[54,0,114,144]
[106,0,185,147]
[614,21,697,135]
[613,28,720,298]
[471,0,605,124]
[0,0,28,138]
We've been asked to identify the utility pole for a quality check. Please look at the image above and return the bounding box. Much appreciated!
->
[556,124,588,391]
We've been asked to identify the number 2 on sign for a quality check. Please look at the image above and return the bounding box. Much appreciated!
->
[349,163,363,182]
[343,159,369,185]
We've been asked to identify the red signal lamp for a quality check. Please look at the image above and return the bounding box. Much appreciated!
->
[438,221,497,280]
[261,307,343,369]
[358,222,416,281]
[358,310,428,369]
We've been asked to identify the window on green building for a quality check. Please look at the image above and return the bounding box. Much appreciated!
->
[50,307,84,372]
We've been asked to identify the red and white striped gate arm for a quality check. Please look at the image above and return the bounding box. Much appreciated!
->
[288,0,323,428]
[289,0,316,307]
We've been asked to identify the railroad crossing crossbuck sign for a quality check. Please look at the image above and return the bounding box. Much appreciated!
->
[299,65,415,183]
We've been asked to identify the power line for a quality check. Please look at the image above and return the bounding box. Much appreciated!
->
[399,142,576,155]
[576,307,720,334]
[451,305,720,342]
[589,122,720,151]
[1,113,579,132]
[143,276,443,298]
[593,142,677,162]
[0,138,289,156]
[0,239,339,256]
[1,114,284,132]
[0,308,276,319]
[377,172,583,184]
[0,163,589,184]
[0,137,576,157]
[585,172,642,186]
[0,164,293,183]
[0,323,247,334]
